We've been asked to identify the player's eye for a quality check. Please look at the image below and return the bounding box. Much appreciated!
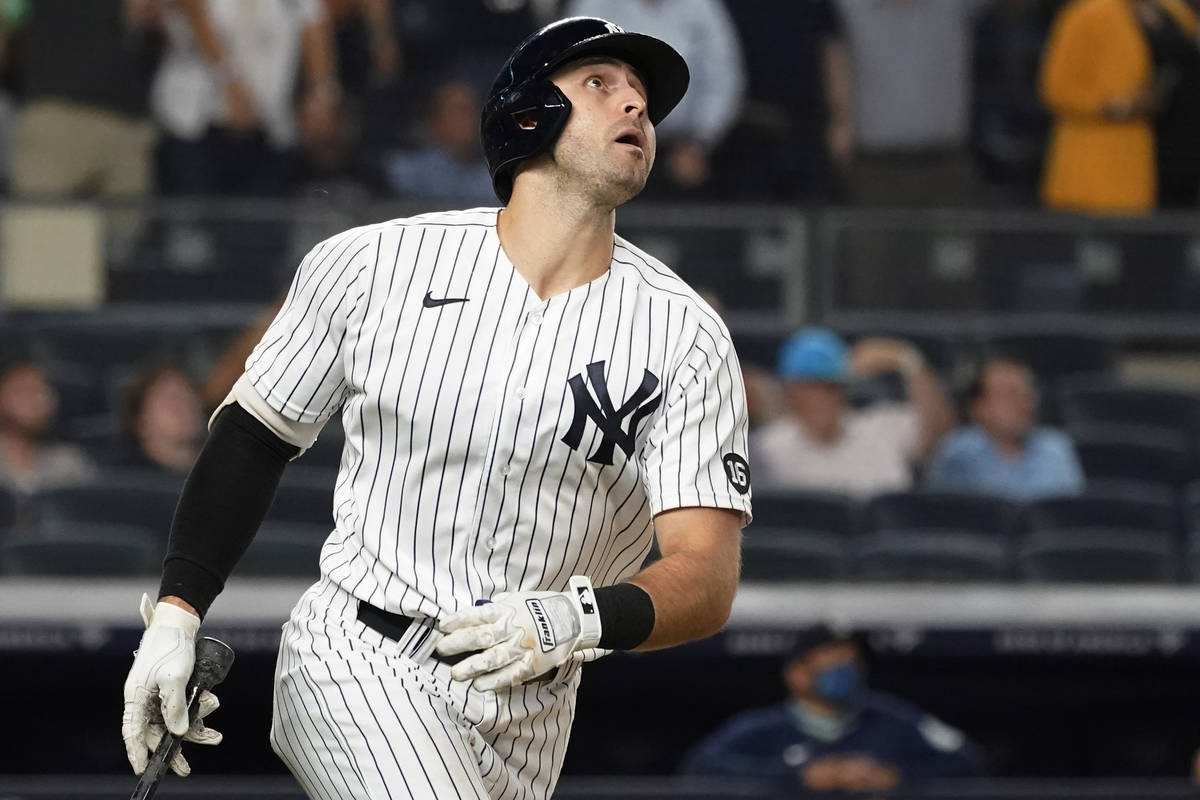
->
[585,76,604,89]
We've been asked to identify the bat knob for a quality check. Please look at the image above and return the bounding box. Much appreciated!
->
[189,637,235,694]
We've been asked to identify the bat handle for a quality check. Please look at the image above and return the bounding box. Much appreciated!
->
[129,729,181,800]
[129,638,233,800]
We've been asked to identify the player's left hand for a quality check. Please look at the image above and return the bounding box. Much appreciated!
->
[435,582,601,691]
[143,689,224,777]
[121,594,223,777]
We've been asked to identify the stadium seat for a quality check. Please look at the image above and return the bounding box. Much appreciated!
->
[856,492,1020,581]
[45,370,111,422]
[237,522,329,578]
[740,526,851,581]
[1025,494,1180,537]
[1058,382,1200,444]
[863,491,1019,535]
[855,530,1011,581]
[982,329,1119,385]
[1186,481,1200,533]
[0,486,17,530]
[33,478,181,534]
[746,489,858,534]
[1184,483,1200,581]
[0,523,160,576]
[1018,529,1177,583]
[729,329,786,370]
[267,476,336,526]
[1021,494,1181,583]
[31,321,199,381]
[1073,428,1193,488]
[301,417,347,471]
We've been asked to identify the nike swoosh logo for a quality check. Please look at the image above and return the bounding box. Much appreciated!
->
[423,291,469,308]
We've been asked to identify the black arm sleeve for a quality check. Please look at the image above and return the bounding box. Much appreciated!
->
[158,402,300,618]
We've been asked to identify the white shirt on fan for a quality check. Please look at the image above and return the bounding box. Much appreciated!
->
[151,0,324,148]
[752,404,920,499]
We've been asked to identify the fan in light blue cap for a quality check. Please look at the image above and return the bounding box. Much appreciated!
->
[776,327,849,383]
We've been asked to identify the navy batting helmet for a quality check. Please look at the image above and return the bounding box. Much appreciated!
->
[481,16,690,203]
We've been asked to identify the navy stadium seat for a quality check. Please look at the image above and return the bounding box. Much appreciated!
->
[1186,480,1200,532]
[0,523,160,576]
[863,491,1019,535]
[1026,494,1180,536]
[31,321,200,389]
[34,478,181,535]
[855,531,1011,581]
[983,329,1118,385]
[747,489,858,534]
[237,522,328,578]
[1059,382,1200,444]
[1021,494,1180,583]
[300,416,346,471]
[267,476,336,527]
[0,486,17,530]
[1073,428,1193,488]
[740,526,851,581]
[1183,482,1200,581]
[1018,529,1177,583]
[856,492,1020,581]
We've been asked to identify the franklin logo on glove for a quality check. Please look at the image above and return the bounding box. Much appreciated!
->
[526,599,557,651]
[435,575,604,690]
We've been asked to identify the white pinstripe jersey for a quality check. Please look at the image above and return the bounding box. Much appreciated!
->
[247,207,752,620]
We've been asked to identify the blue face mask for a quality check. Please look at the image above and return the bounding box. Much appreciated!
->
[812,662,865,710]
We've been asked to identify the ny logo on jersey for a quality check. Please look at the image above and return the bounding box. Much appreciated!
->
[562,360,661,466]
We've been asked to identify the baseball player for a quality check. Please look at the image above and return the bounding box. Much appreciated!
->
[121,16,752,800]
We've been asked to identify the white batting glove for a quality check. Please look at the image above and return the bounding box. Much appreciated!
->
[436,576,602,691]
[143,689,224,777]
[122,594,222,776]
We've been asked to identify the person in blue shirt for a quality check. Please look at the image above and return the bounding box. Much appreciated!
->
[680,626,985,792]
[925,357,1084,501]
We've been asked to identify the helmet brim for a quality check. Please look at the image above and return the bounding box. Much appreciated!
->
[538,31,689,126]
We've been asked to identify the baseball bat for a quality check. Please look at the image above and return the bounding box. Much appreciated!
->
[129,636,236,800]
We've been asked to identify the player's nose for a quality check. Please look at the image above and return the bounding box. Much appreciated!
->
[617,85,646,119]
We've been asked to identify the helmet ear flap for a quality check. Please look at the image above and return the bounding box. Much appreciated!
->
[483,79,573,203]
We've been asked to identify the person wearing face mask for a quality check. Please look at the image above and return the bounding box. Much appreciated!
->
[679,626,985,791]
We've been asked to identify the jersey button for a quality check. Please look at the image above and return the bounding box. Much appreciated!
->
[531,312,544,325]
[499,464,511,476]
[486,536,498,549]
[515,387,527,399]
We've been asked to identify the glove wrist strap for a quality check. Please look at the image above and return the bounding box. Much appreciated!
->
[568,575,602,650]
[146,595,201,637]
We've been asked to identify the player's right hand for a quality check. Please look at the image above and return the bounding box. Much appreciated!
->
[122,593,219,776]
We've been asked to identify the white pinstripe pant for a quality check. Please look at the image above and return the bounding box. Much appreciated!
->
[270,579,581,800]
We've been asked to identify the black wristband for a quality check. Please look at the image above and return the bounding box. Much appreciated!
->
[159,403,299,617]
[594,582,656,650]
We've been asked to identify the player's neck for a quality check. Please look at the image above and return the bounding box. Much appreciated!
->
[497,188,615,301]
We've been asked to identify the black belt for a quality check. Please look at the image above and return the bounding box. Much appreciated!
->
[356,600,557,683]
[356,601,467,665]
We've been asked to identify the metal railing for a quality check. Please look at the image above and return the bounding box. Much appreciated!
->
[3,199,1200,339]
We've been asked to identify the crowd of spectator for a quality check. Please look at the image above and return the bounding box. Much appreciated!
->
[748,328,1087,503]
[0,0,1194,211]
